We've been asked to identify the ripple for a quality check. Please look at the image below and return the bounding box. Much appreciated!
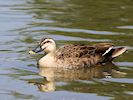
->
[117,26,133,29]
[28,27,123,35]
[43,91,111,100]
[102,78,133,84]
[115,62,133,67]
[36,34,111,42]
[124,91,133,95]
[125,46,133,50]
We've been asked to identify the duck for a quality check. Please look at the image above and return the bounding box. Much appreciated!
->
[29,38,126,69]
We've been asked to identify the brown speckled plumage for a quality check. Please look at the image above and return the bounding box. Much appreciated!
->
[55,43,113,68]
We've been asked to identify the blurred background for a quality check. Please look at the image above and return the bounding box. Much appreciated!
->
[0,0,133,100]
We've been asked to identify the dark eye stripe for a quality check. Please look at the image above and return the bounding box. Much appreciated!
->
[41,38,47,42]
[45,41,51,43]
[41,41,51,46]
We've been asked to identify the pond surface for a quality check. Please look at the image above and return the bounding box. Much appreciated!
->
[0,0,133,100]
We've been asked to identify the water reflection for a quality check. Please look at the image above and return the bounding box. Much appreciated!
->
[29,63,126,92]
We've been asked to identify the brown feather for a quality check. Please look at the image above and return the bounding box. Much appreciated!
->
[55,44,113,68]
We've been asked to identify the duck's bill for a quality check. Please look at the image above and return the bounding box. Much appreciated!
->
[29,45,44,54]
[29,50,36,55]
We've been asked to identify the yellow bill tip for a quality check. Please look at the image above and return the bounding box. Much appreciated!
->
[29,50,36,55]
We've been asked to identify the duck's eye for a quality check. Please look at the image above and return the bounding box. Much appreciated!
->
[45,41,51,44]
[40,40,51,45]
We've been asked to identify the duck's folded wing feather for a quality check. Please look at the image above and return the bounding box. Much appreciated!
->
[56,44,113,59]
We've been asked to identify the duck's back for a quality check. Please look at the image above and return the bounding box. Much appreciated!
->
[55,43,113,68]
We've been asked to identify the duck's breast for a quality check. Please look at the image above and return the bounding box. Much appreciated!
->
[38,55,57,68]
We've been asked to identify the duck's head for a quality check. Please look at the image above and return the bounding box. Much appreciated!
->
[29,38,56,54]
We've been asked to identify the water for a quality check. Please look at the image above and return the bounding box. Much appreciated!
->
[0,0,133,99]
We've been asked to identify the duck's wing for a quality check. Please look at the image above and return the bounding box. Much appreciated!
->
[93,43,113,54]
[55,43,126,68]
[56,43,113,59]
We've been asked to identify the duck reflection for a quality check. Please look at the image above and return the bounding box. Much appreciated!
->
[33,63,126,92]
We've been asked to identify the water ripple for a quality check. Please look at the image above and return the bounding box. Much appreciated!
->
[102,78,133,84]
[27,26,124,35]
[117,26,133,29]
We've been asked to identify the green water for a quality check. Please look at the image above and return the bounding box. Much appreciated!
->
[0,0,133,100]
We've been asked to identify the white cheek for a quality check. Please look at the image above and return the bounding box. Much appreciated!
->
[44,45,54,52]
[41,44,48,49]
[47,45,53,50]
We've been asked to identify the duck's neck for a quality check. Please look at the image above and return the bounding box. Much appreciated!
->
[39,51,56,67]
[44,50,56,59]
[47,51,55,56]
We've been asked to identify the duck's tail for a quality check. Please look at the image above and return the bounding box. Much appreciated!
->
[111,47,127,58]
[102,47,127,62]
